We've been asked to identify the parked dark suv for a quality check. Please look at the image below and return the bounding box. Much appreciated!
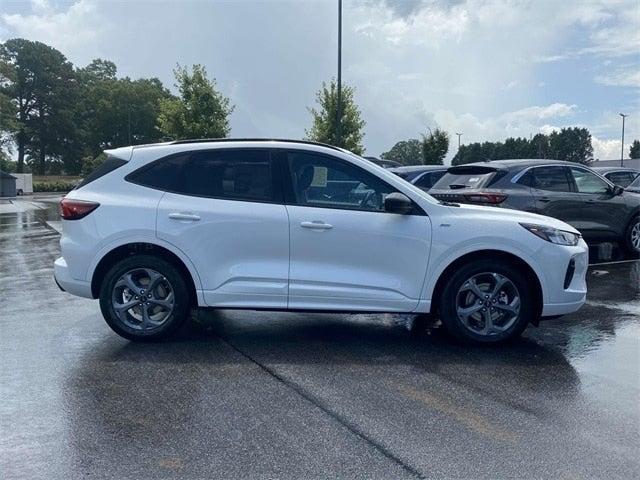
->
[429,159,640,254]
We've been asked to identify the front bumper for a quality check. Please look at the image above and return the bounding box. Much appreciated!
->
[54,257,93,299]
[540,240,588,317]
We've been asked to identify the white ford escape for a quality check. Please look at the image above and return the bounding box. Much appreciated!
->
[54,139,588,344]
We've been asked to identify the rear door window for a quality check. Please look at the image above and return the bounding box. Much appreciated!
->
[531,166,573,192]
[127,149,277,202]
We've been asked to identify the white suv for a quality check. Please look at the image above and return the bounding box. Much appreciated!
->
[54,139,588,344]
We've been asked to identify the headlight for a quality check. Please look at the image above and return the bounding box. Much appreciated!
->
[520,223,580,246]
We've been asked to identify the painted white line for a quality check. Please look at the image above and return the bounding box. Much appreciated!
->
[589,259,640,266]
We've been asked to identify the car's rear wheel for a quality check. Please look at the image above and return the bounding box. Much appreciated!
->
[439,259,534,344]
[99,255,190,341]
[624,216,640,257]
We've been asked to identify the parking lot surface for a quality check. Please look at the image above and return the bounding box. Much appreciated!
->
[1,196,639,479]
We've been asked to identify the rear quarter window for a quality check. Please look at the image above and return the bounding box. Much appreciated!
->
[75,155,128,189]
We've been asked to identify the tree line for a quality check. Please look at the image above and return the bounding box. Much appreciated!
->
[1,38,638,175]
[0,39,234,174]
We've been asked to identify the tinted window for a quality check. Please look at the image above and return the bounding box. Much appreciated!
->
[415,171,445,189]
[128,149,275,202]
[432,171,496,190]
[515,170,534,187]
[287,152,394,212]
[570,167,610,194]
[129,154,188,192]
[183,150,273,201]
[75,155,127,189]
[606,171,637,187]
[531,166,572,192]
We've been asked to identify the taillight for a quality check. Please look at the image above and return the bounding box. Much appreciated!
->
[463,192,507,204]
[59,198,100,220]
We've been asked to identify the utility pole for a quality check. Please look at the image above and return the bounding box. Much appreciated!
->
[128,104,132,145]
[455,132,462,150]
[619,113,628,167]
[336,0,343,148]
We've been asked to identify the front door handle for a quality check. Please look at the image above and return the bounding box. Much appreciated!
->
[300,221,333,230]
[538,197,551,203]
[169,212,201,222]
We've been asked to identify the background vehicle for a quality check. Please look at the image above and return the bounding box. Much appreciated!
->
[591,167,639,188]
[389,165,448,191]
[363,156,402,169]
[429,159,640,254]
[626,175,640,194]
[55,141,588,344]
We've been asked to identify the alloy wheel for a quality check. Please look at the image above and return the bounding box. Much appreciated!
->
[111,268,175,331]
[455,272,521,337]
[631,219,640,252]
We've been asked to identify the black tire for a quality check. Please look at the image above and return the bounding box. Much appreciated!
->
[623,216,640,258]
[99,254,191,341]
[439,259,535,344]
[16,189,23,196]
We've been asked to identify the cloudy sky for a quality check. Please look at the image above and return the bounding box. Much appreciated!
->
[1,0,639,162]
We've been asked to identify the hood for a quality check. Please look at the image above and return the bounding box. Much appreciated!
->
[448,202,580,234]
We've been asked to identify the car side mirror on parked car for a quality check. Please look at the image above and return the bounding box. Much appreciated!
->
[611,185,624,196]
[384,192,414,214]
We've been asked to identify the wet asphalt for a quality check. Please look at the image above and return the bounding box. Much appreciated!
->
[0,196,638,479]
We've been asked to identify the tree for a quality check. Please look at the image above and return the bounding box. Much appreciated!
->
[75,60,171,162]
[548,127,593,165]
[158,64,233,140]
[306,79,365,154]
[451,128,594,165]
[630,140,640,159]
[0,39,78,174]
[422,128,449,165]
[381,139,422,165]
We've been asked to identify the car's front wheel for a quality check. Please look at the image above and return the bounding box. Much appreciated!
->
[624,216,640,257]
[99,255,190,341]
[439,259,534,344]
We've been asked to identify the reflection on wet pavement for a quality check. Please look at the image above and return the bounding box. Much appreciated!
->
[1,195,638,479]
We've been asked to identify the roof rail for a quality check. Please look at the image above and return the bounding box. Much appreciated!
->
[170,138,343,152]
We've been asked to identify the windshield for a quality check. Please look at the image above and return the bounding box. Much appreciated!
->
[432,171,496,190]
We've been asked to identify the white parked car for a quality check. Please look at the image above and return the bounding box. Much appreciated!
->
[54,140,588,344]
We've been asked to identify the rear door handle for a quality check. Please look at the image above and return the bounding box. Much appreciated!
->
[538,197,551,203]
[169,212,201,222]
[300,221,333,230]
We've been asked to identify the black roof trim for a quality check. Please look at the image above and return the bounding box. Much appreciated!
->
[170,138,343,152]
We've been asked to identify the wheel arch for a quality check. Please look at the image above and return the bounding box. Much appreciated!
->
[90,241,200,304]
[428,249,543,322]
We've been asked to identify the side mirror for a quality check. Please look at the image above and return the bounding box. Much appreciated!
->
[384,192,414,214]
[611,185,624,196]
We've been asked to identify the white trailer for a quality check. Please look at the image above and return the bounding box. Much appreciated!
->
[12,173,33,195]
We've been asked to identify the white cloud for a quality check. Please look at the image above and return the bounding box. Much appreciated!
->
[595,68,640,88]
[592,136,622,160]
[505,103,578,121]
[0,0,104,62]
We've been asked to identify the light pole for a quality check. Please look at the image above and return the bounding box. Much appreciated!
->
[619,113,628,167]
[455,132,462,150]
[336,0,343,148]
